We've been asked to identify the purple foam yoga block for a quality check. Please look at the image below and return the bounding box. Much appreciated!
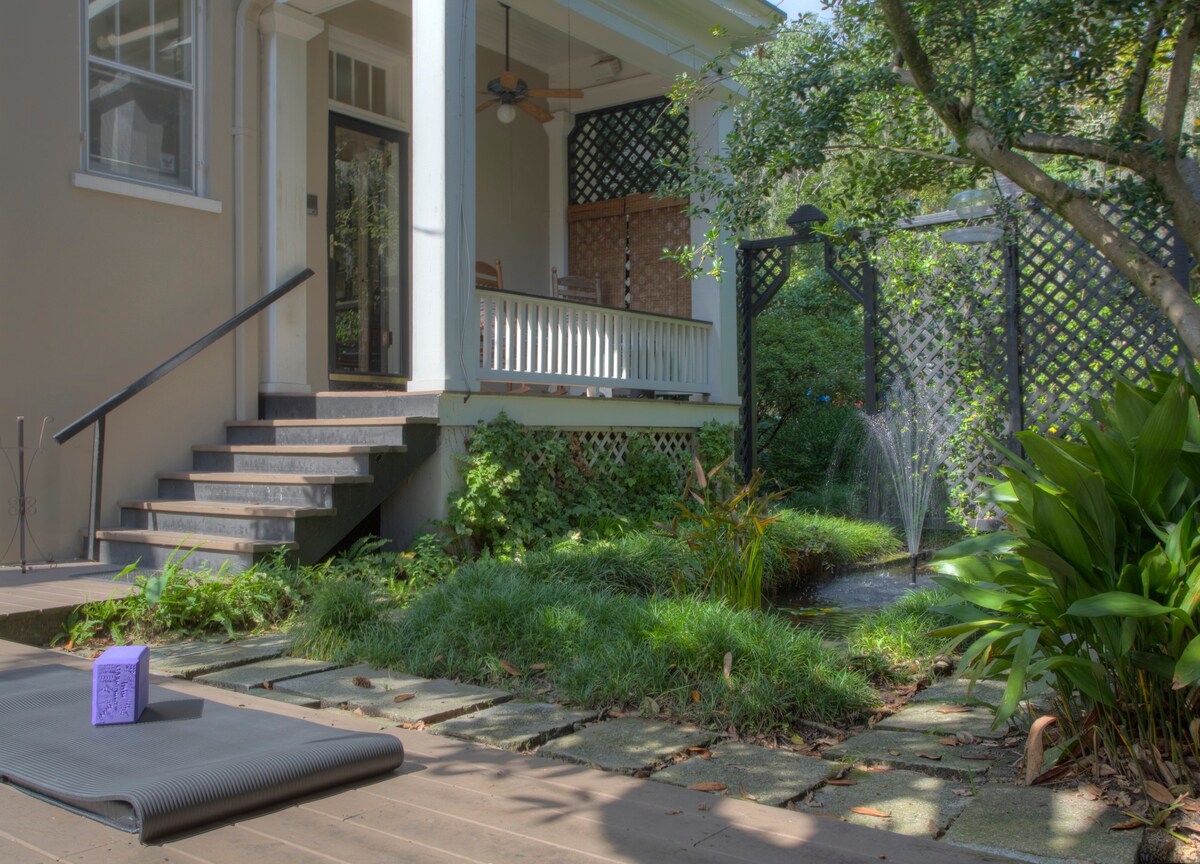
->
[92,645,149,726]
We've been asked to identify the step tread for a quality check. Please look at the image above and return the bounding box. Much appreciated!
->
[158,471,374,485]
[117,500,335,518]
[192,444,407,454]
[95,529,298,553]
[227,417,436,428]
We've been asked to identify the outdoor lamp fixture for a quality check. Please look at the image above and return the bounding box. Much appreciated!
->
[497,102,517,124]
[940,189,1004,244]
[786,204,829,239]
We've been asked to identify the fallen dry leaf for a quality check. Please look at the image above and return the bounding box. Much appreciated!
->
[1145,780,1177,806]
[956,732,976,745]
[351,675,372,688]
[690,782,728,792]
[534,687,552,695]
[665,810,682,816]
[691,690,702,703]
[529,663,547,672]
[353,707,365,717]
[393,693,415,703]
[1110,820,1143,831]
[1025,715,1058,786]
[937,707,971,714]
[888,749,901,756]
[1078,782,1102,801]
[938,736,959,747]
[960,754,997,762]
[697,803,710,811]
[916,753,942,761]
[851,807,891,818]
[862,765,892,773]
[825,778,857,786]
[723,651,733,685]
[498,658,522,676]
[633,770,651,779]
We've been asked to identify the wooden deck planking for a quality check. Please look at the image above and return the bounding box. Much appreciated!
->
[0,567,131,617]
[0,640,1007,864]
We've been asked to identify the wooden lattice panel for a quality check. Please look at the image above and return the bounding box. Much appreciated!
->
[524,428,695,476]
[628,200,691,317]
[568,202,627,307]
[1017,204,1181,435]
[568,98,689,206]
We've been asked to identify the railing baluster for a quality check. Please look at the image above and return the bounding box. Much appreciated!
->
[87,416,105,561]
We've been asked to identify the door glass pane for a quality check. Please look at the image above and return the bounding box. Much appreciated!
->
[331,123,403,377]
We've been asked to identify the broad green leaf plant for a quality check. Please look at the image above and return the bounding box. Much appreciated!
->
[933,369,1200,787]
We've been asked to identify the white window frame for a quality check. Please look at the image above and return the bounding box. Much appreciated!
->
[79,0,209,198]
[327,28,410,133]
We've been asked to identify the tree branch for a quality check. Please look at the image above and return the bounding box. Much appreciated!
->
[1119,0,1172,130]
[1163,10,1199,146]
[826,143,975,165]
[878,0,969,136]
[1016,132,1147,172]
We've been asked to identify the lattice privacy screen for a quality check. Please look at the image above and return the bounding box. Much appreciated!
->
[568,98,688,206]
[524,428,695,476]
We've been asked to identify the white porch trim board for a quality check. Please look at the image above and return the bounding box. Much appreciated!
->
[259,4,323,394]
[408,0,477,393]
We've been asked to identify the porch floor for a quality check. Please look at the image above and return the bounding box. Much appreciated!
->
[0,562,130,621]
[0,640,1003,864]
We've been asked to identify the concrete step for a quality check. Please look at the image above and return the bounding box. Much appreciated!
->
[191,443,405,474]
[95,529,296,573]
[117,499,334,541]
[157,471,371,507]
[259,391,440,420]
[225,416,434,446]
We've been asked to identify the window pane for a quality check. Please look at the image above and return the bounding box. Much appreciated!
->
[335,53,352,105]
[153,0,191,81]
[371,66,386,116]
[88,66,193,191]
[117,0,153,73]
[88,0,119,62]
[353,60,370,110]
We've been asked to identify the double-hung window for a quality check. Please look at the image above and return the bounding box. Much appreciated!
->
[84,0,198,193]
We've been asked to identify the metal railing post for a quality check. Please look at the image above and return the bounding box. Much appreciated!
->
[87,417,105,561]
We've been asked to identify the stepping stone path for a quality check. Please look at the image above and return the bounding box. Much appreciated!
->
[798,768,971,838]
[145,637,1145,864]
[431,702,597,750]
[539,718,716,773]
[650,742,835,806]
[272,664,510,725]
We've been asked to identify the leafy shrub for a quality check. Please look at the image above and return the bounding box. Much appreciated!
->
[445,414,732,553]
[934,370,1200,787]
[345,559,877,730]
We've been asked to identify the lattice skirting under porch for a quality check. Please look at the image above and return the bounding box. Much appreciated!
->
[524,428,695,476]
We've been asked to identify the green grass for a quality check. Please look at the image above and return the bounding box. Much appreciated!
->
[845,587,957,683]
[761,510,901,592]
[333,559,878,731]
[522,533,690,596]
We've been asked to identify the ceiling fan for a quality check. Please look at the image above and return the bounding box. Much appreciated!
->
[477,2,584,124]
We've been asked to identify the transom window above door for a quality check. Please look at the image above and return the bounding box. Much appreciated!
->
[326,30,407,127]
[83,0,199,193]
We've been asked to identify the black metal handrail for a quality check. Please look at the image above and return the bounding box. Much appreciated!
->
[54,268,315,559]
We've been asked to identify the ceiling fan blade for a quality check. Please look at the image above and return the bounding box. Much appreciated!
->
[525,88,585,99]
[477,100,498,113]
[500,70,519,90]
[518,99,553,123]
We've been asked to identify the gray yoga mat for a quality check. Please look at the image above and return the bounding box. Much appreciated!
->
[0,664,404,842]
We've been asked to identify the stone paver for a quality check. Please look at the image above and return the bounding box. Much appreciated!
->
[823,729,998,779]
[193,657,341,692]
[799,768,971,838]
[272,664,510,724]
[247,688,322,709]
[430,702,597,750]
[539,718,717,774]
[148,633,292,679]
[650,742,835,806]
[876,701,1013,739]
[943,784,1143,864]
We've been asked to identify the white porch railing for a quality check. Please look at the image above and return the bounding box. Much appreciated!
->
[478,289,712,394]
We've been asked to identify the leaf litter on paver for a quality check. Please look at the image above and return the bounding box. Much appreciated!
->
[826,778,857,786]
[499,658,522,676]
[352,676,372,688]
[393,693,415,703]
[851,807,890,818]
[690,782,727,792]
[1146,780,1177,805]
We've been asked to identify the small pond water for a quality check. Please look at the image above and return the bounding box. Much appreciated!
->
[770,566,939,638]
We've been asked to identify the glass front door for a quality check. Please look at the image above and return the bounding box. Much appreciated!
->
[328,114,407,384]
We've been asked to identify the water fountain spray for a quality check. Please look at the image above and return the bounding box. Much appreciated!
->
[865,384,955,585]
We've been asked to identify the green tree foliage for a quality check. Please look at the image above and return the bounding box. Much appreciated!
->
[671,1,1200,359]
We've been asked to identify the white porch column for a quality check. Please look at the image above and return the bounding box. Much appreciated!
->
[409,0,476,392]
[259,5,322,393]
[690,93,737,404]
[545,109,573,279]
